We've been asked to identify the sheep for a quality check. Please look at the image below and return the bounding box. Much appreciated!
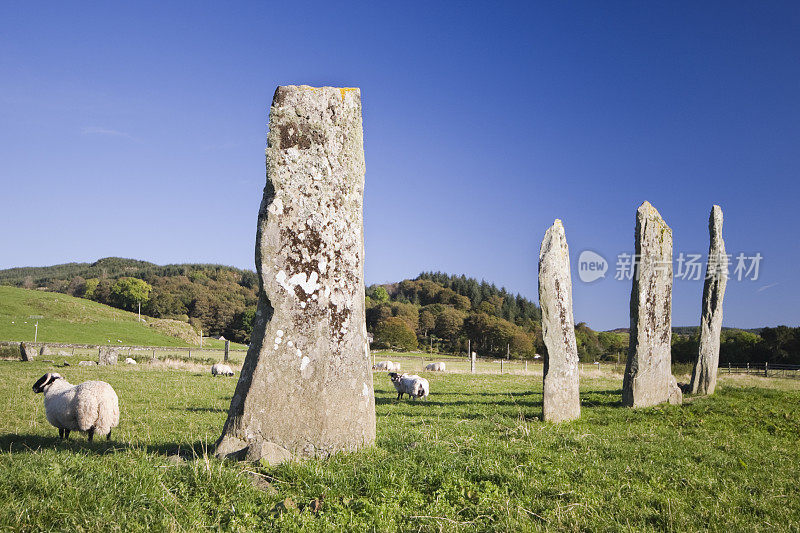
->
[124,358,137,365]
[388,372,430,400]
[78,361,97,366]
[373,360,401,372]
[211,363,234,376]
[425,362,446,372]
[32,373,119,441]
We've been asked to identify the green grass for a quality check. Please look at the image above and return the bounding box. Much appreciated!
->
[0,286,245,349]
[0,362,798,531]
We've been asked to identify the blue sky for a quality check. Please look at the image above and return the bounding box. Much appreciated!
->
[1,1,798,330]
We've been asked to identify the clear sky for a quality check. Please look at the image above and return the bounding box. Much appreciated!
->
[1,1,798,330]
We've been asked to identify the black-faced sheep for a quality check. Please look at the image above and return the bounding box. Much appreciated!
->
[388,372,430,400]
[32,373,119,441]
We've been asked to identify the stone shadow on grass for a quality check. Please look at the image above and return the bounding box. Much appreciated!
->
[580,389,623,407]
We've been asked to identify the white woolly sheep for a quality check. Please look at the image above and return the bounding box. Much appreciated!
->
[78,361,97,366]
[124,358,137,365]
[425,362,446,372]
[211,363,234,376]
[388,372,430,400]
[32,373,119,441]
[373,360,401,372]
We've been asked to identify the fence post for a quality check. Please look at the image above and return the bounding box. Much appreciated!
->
[746,362,749,374]
[765,362,768,377]
[470,352,476,374]
[224,340,230,362]
[525,361,528,373]
[500,360,504,374]
[728,362,731,374]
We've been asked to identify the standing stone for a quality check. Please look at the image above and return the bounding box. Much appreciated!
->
[39,345,52,356]
[690,206,728,395]
[538,220,580,422]
[20,342,35,361]
[98,347,118,365]
[623,202,682,407]
[215,86,374,463]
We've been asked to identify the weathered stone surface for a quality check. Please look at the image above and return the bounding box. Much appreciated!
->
[538,219,580,422]
[39,345,52,356]
[19,342,35,361]
[623,202,681,407]
[216,86,374,464]
[690,205,727,395]
[98,347,118,365]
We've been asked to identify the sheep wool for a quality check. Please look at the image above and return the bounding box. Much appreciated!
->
[388,372,430,400]
[425,362,446,372]
[32,373,119,441]
[211,363,235,376]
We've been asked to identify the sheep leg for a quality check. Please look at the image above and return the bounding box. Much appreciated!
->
[58,428,64,439]
[396,392,403,400]
[106,430,112,441]
[87,428,94,442]
[64,430,70,440]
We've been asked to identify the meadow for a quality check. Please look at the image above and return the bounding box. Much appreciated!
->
[0,286,245,350]
[0,358,798,532]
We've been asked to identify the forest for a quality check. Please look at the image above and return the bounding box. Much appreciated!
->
[1,258,798,364]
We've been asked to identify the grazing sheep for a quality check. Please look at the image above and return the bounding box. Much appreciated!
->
[373,360,401,372]
[78,361,97,366]
[124,358,137,365]
[388,372,430,400]
[425,362,446,372]
[32,373,119,441]
[211,363,234,376]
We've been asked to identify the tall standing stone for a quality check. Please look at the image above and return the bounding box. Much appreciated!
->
[623,202,682,407]
[19,342,35,361]
[538,219,580,422]
[690,206,727,395]
[215,86,375,463]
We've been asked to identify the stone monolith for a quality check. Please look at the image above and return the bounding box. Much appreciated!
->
[689,205,727,395]
[215,86,375,463]
[538,219,580,422]
[98,347,118,365]
[20,342,35,361]
[623,202,682,407]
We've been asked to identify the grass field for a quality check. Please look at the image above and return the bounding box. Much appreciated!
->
[0,360,798,531]
[0,286,245,349]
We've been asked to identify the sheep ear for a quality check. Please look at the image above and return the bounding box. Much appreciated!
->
[32,373,52,393]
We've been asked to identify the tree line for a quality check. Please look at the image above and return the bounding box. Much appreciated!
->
[1,259,797,364]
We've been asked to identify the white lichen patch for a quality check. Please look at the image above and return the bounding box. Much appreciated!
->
[268,197,284,215]
[296,348,302,358]
[275,270,322,296]
[300,356,310,371]
[362,383,369,397]
[287,340,293,347]
[277,330,284,337]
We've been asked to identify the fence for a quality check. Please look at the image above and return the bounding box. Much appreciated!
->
[722,362,800,379]
[0,340,248,365]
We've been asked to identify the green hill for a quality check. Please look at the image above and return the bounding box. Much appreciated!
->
[0,286,208,347]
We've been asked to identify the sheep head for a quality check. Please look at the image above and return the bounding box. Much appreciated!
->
[32,373,63,394]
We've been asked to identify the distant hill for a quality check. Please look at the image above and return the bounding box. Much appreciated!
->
[0,257,259,343]
[0,285,205,346]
